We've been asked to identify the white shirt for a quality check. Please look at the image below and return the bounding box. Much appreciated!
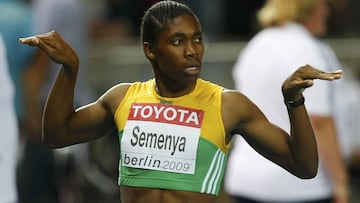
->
[225,23,343,201]
[0,33,18,203]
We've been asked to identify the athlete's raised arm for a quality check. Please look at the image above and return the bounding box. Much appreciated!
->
[19,31,120,148]
[224,65,342,178]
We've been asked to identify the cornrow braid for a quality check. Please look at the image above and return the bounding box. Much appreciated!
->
[140,0,200,45]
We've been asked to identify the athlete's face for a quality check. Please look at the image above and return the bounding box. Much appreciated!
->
[150,14,204,89]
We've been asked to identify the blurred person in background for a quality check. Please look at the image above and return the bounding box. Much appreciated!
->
[0,0,35,124]
[225,0,350,203]
[0,32,18,203]
[0,0,35,202]
[17,0,93,202]
[342,66,360,203]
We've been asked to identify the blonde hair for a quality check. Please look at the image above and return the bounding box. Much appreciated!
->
[257,0,320,28]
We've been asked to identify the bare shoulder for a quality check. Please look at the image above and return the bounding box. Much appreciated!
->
[98,83,132,114]
[222,89,255,116]
[221,89,264,135]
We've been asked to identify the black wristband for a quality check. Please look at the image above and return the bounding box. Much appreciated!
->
[285,96,305,109]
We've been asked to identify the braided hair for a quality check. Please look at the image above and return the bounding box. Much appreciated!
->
[140,1,201,45]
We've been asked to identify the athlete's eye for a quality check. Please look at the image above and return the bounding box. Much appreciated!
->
[194,36,202,43]
[173,39,182,46]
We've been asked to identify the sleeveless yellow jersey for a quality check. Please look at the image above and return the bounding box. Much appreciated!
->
[114,79,230,196]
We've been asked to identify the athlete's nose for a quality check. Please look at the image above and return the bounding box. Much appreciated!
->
[185,41,197,58]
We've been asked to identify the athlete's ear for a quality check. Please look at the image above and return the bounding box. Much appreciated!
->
[143,42,156,60]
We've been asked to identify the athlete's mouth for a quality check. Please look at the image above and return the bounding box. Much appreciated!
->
[184,65,201,75]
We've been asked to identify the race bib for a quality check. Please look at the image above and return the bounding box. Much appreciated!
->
[121,103,204,174]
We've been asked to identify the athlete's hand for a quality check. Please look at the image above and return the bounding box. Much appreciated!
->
[282,64,342,101]
[19,31,79,69]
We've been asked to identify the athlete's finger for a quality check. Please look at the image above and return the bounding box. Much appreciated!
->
[19,37,40,46]
[317,69,342,80]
